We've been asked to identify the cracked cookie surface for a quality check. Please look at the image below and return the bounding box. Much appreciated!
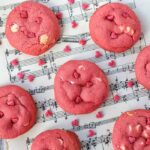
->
[54,60,108,114]
[6,1,61,56]
[31,129,81,150]
[89,3,141,53]
[0,85,37,139]
[112,109,150,150]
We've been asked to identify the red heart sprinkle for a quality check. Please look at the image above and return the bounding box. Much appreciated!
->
[113,94,120,102]
[96,112,103,118]
[56,12,63,19]
[95,51,102,58]
[88,130,96,137]
[63,45,71,52]
[82,3,89,10]
[17,72,24,80]
[127,81,134,87]
[38,59,46,66]
[45,110,53,117]
[68,0,75,4]
[27,75,35,82]
[79,39,86,45]
[71,119,79,126]
[108,60,116,67]
[71,21,78,28]
[129,136,136,143]
[11,59,19,66]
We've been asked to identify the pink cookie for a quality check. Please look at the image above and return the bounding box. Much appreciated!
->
[89,3,141,53]
[135,46,150,90]
[54,60,108,114]
[5,1,61,56]
[0,85,37,139]
[31,129,81,150]
[112,109,150,150]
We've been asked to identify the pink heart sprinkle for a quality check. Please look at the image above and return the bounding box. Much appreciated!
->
[38,59,46,66]
[68,0,75,4]
[27,32,35,38]
[96,112,103,118]
[127,81,134,87]
[20,10,28,18]
[108,60,116,67]
[71,119,79,126]
[113,94,120,102]
[27,75,35,82]
[128,136,136,143]
[63,45,71,52]
[17,72,24,80]
[88,130,96,137]
[71,21,78,28]
[95,51,102,58]
[79,39,86,45]
[11,117,18,123]
[45,110,53,117]
[56,12,63,19]
[82,3,89,10]
[11,59,19,66]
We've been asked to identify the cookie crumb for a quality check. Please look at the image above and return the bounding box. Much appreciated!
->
[108,60,116,67]
[38,59,46,66]
[82,3,89,10]
[71,21,78,28]
[17,72,24,80]
[11,24,19,33]
[63,45,71,52]
[11,58,19,66]
[79,39,86,45]
[71,119,79,126]
[68,0,75,4]
[96,111,103,118]
[88,130,96,137]
[45,110,53,117]
[127,81,134,87]
[27,75,35,82]
[113,94,120,102]
[95,51,102,58]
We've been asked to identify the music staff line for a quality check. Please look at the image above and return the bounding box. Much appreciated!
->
[35,86,149,123]
[0,0,135,28]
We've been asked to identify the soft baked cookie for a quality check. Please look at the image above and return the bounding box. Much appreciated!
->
[112,109,150,150]
[135,46,150,90]
[0,85,37,139]
[31,129,81,150]
[5,1,61,56]
[54,60,108,114]
[89,3,141,53]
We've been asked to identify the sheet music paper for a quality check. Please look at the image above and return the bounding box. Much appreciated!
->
[0,0,150,150]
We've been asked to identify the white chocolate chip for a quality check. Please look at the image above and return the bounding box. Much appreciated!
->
[11,24,19,33]
[124,26,134,35]
[142,130,150,138]
[78,65,85,70]
[120,145,127,150]
[135,124,142,132]
[40,34,49,45]
[119,25,125,32]
[58,138,64,145]
[126,112,133,116]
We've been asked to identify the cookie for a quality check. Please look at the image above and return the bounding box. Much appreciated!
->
[5,1,61,56]
[135,46,150,90]
[54,60,108,114]
[89,3,141,53]
[0,85,37,139]
[31,129,81,150]
[112,109,150,150]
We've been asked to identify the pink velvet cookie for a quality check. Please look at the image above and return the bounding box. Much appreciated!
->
[31,129,81,150]
[89,3,141,53]
[54,60,108,114]
[112,109,150,150]
[5,1,61,56]
[0,85,37,139]
[135,46,150,90]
